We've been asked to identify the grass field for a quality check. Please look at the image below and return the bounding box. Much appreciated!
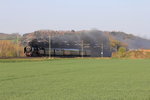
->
[0,58,150,100]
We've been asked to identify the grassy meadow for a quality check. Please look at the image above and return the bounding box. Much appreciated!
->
[0,58,150,100]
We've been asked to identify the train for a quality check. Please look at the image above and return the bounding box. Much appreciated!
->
[24,46,91,57]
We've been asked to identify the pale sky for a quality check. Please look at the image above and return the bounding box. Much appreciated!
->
[0,0,150,38]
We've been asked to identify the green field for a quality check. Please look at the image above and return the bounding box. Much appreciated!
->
[0,59,150,100]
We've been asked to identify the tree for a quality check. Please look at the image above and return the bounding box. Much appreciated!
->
[118,47,127,57]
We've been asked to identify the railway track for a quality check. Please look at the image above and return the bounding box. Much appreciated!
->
[0,57,47,59]
[0,56,88,59]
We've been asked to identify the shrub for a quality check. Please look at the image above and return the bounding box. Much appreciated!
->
[0,40,24,57]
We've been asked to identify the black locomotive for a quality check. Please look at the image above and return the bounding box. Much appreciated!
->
[24,46,91,57]
[24,39,91,57]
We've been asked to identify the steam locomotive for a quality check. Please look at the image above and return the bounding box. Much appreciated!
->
[24,38,91,57]
[24,46,91,57]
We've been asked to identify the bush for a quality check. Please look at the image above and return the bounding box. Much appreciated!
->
[0,40,24,57]
[112,49,150,59]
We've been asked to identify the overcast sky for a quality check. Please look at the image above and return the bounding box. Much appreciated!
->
[0,0,150,38]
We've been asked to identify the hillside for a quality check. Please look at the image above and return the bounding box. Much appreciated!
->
[0,33,21,40]
[109,31,150,49]
[22,30,150,50]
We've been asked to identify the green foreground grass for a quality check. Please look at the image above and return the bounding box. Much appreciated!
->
[0,58,150,100]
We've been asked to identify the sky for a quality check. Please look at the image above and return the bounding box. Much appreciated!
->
[0,0,150,38]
